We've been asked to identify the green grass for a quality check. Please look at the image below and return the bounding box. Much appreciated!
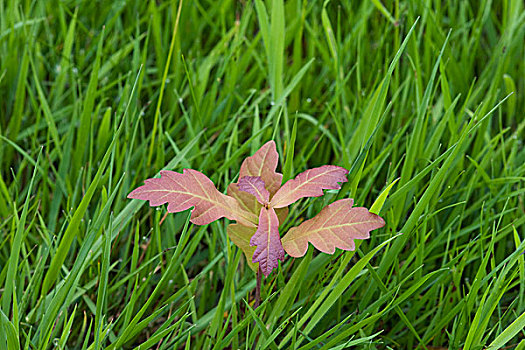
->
[1,0,524,349]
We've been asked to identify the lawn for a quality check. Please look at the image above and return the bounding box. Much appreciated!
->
[1,0,524,349]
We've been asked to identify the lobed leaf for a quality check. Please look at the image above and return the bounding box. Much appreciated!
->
[237,176,270,205]
[227,140,284,218]
[227,184,288,222]
[239,140,283,195]
[281,199,384,257]
[270,165,349,208]
[250,207,285,277]
[227,205,288,273]
[128,169,257,226]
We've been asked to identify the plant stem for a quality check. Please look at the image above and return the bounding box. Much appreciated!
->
[255,267,261,309]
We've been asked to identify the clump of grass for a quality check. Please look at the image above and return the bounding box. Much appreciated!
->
[0,1,524,349]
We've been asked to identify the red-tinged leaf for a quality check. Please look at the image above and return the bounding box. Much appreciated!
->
[228,141,282,214]
[228,183,289,225]
[226,205,288,274]
[128,169,257,226]
[227,224,259,272]
[228,176,286,229]
[239,141,282,195]
[250,207,284,277]
[270,165,349,208]
[281,199,385,257]
[238,176,270,205]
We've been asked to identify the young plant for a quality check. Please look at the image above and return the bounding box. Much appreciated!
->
[128,141,385,278]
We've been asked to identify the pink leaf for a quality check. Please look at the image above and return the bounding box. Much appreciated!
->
[237,176,270,205]
[250,207,284,277]
[227,141,282,217]
[239,141,282,195]
[281,199,385,257]
[227,183,290,227]
[128,169,257,226]
[270,165,349,208]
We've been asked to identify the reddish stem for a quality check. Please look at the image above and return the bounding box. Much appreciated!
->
[255,267,262,309]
